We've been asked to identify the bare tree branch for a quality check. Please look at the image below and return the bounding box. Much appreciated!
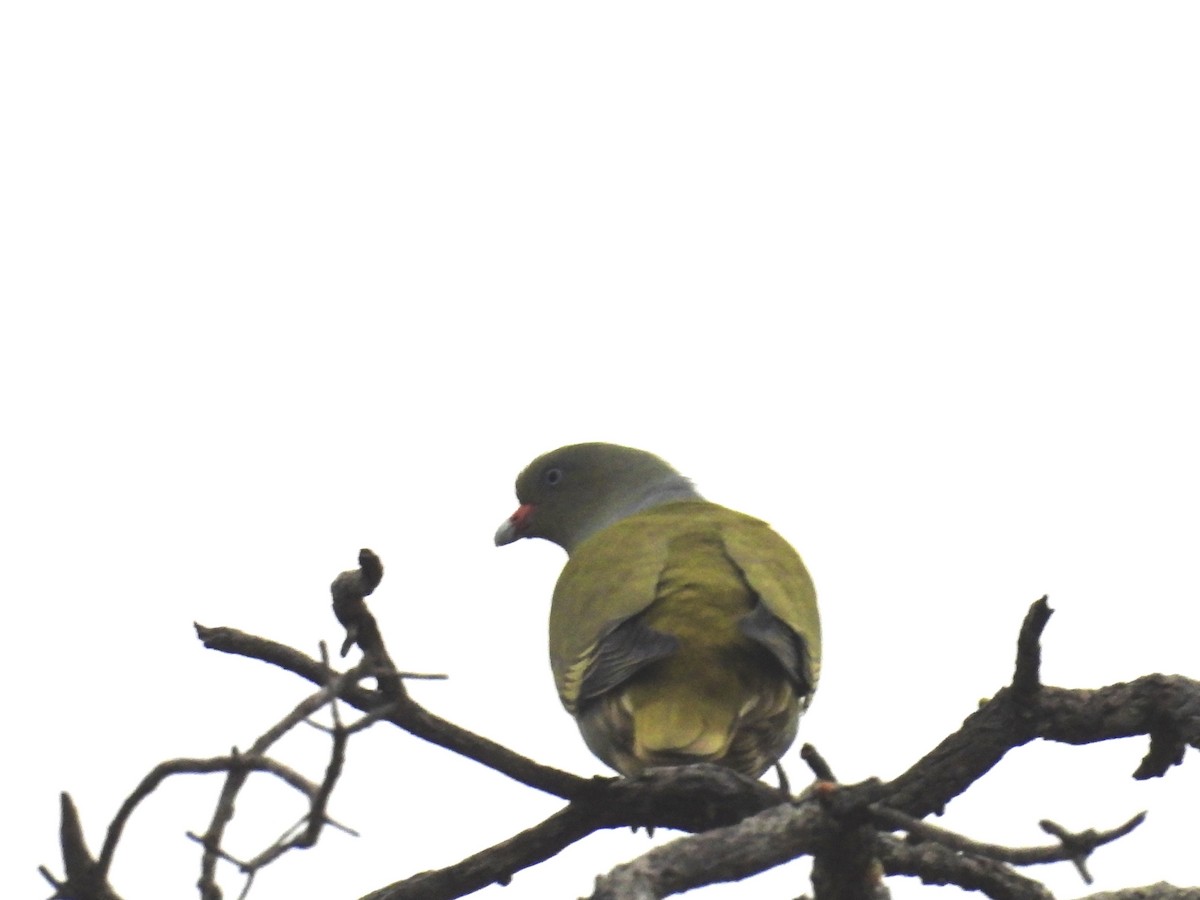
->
[580,599,1182,900]
[193,655,375,899]
[881,599,1200,820]
[590,798,828,900]
[43,550,1200,900]
[870,807,1146,877]
[1078,885,1200,900]
[39,793,124,900]
[194,624,587,801]
[879,835,1054,900]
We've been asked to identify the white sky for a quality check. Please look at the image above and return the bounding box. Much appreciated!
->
[4,4,1199,899]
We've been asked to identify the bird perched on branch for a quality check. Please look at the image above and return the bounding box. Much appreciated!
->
[495,442,820,779]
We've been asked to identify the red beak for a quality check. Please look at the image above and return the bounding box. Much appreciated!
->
[494,503,536,546]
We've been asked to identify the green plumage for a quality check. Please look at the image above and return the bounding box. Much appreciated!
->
[496,443,820,779]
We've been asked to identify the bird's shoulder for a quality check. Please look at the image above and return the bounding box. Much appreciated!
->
[551,500,809,621]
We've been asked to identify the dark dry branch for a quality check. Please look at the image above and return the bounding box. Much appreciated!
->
[105,755,322,870]
[871,807,1146,878]
[1080,885,1200,900]
[361,804,602,900]
[589,798,828,900]
[197,578,1200,900]
[1013,595,1053,698]
[39,793,124,900]
[364,765,789,900]
[802,742,839,782]
[40,752,334,900]
[41,597,394,900]
[194,657,375,899]
[230,687,357,876]
[879,835,1055,900]
[1038,815,1146,884]
[202,589,1200,900]
[332,549,402,696]
[583,779,1146,900]
[47,540,1200,900]
[882,603,1200,819]
[195,624,588,800]
[576,597,1194,900]
[584,776,1145,900]
[807,779,891,900]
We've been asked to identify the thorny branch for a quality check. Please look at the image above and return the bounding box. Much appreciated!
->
[192,649,376,900]
[42,556,1200,900]
[40,551,442,900]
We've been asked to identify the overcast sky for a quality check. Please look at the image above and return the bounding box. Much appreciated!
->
[4,4,1199,899]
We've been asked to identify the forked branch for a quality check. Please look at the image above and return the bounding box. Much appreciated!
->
[42,556,1200,900]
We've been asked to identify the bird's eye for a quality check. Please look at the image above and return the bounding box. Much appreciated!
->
[543,467,563,487]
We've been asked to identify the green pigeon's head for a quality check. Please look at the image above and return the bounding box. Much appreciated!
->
[495,442,703,553]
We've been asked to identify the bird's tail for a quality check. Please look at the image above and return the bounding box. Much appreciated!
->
[628,684,737,761]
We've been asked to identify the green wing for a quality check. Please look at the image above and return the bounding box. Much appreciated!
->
[549,511,676,712]
[719,511,821,693]
[549,501,820,711]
